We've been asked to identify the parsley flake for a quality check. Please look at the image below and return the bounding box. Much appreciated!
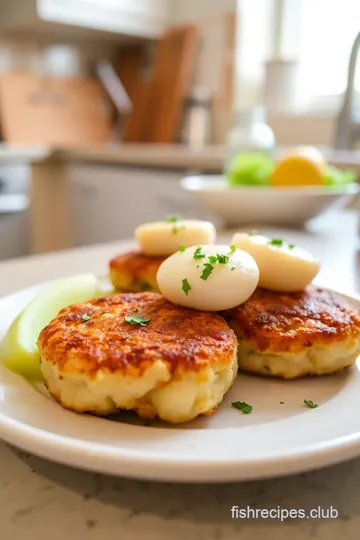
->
[99,311,107,316]
[133,308,139,313]
[166,215,182,223]
[231,266,236,271]
[231,401,253,414]
[81,314,91,322]
[268,238,284,247]
[172,224,185,235]
[230,245,236,253]
[288,243,295,250]
[208,253,229,265]
[167,215,183,235]
[178,245,186,253]
[200,263,214,281]
[217,253,229,264]
[124,315,151,327]
[193,246,206,260]
[182,278,191,296]
[304,399,318,409]
[248,230,258,236]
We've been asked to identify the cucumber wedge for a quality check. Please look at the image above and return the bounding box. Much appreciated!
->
[1,273,100,379]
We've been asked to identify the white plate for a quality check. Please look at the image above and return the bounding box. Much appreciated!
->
[180,175,359,227]
[1,281,360,483]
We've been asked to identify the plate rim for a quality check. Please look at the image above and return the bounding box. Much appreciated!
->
[1,280,360,483]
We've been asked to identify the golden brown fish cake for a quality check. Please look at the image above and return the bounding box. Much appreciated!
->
[109,250,164,292]
[223,286,360,379]
[38,292,238,423]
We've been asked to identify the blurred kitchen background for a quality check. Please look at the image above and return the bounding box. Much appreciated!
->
[0,0,360,260]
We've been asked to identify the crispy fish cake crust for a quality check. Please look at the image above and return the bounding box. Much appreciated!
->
[109,250,164,292]
[38,292,238,423]
[223,286,360,379]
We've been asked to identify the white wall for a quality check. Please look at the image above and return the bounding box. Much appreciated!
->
[268,113,335,147]
[0,39,117,77]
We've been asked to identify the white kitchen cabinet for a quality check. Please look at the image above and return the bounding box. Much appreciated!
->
[0,0,170,41]
[68,165,210,247]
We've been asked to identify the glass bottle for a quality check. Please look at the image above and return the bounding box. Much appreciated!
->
[225,107,276,171]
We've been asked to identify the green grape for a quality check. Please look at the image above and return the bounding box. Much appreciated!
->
[227,152,274,187]
[324,165,356,187]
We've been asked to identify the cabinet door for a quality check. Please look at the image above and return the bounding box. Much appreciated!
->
[38,0,169,38]
[68,164,206,247]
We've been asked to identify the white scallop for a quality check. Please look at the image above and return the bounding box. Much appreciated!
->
[156,244,259,311]
[231,233,320,293]
[135,220,216,257]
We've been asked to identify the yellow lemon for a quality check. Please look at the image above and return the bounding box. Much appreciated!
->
[271,146,326,187]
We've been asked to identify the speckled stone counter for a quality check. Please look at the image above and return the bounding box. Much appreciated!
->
[2,443,360,540]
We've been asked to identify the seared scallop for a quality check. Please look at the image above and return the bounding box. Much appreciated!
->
[223,286,360,379]
[109,250,165,292]
[231,232,320,292]
[135,219,216,256]
[157,244,259,311]
[38,292,238,423]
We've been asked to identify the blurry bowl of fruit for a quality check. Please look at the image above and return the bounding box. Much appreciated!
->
[180,147,359,227]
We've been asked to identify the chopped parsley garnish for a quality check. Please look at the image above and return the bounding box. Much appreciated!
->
[172,224,184,235]
[193,246,206,260]
[208,253,229,265]
[231,267,236,271]
[200,263,214,281]
[217,253,229,264]
[133,308,139,313]
[248,230,258,236]
[124,315,151,327]
[81,314,91,321]
[99,311,107,316]
[178,245,186,253]
[230,244,236,253]
[304,399,318,409]
[268,238,284,247]
[182,278,191,295]
[166,215,182,223]
[288,243,295,250]
[167,215,183,235]
[196,264,200,268]
[231,401,253,414]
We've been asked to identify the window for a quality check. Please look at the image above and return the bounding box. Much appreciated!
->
[297,0,360,108]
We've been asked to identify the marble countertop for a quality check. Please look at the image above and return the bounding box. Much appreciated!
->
[1,211,360,539]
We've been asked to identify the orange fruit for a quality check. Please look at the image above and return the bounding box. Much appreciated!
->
[271,146,326,187]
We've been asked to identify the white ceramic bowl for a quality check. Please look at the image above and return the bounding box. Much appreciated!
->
[181,175,360,226]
